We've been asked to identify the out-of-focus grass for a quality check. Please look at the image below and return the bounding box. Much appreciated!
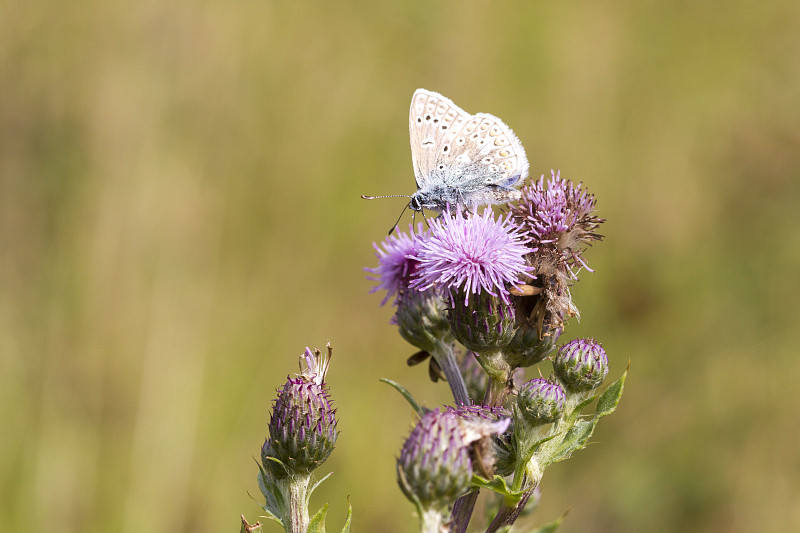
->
[2,1,800,532]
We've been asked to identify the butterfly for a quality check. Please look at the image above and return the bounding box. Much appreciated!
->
[364,89,529,230]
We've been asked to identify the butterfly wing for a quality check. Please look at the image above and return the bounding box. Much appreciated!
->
[409,89,529,191]
[447,112,529,189]
[409,89,471,189]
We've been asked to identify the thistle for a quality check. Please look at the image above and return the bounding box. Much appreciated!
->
[553,338,609,393]
[398,408,510,532]
[509,171,605,333]
[265,358,338,478]
[517,378,566,426]
[368,224,471,404]
[410,207,534,405]
[257,344,340,533]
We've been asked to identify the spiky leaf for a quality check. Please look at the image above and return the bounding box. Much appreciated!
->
[308,503,329,533]
[596,368,627,418]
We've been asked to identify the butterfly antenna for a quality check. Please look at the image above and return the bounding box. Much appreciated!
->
[361,194,412,200]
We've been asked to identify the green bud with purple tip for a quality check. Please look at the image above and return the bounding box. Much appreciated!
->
[554,338,609,393]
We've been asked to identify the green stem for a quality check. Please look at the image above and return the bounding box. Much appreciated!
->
[283,475,310,533]
[476,351,512,407]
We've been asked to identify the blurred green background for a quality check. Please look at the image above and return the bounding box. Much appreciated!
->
[2,1,799,532]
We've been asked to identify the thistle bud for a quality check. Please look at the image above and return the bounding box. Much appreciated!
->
[397,409,472,511]
[553,338,609,393]
[505,312,562,368]
[263,346,338,478]
[397,408,510,511]
[395,287,452,353]
[448,289,516,354]
[517,378,566,425]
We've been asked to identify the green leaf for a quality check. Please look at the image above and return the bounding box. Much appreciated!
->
[379,378,424,415]
[308,503,329,533]
[340,498,352,533]
[257,508,283,528]
[596,366,628,418]
[470,474,527,504]
[545,419,597,465]
[255,463,285,527]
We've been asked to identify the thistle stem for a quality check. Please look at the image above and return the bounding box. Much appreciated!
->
[420,508,446,533]
[474,351,513,407]
[431,341,470,406]
[448,490,479,533]
[285,475,310,533]
[484,488,535,533]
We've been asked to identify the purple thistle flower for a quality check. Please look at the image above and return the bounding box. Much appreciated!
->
[507,171,605,334]
[511,170,604,277]
[410,207,535,305]
[366,224,425,306]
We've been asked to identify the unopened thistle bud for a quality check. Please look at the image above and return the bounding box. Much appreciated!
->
[553,338,609,393]
[397,408,509,511]
[448,289,516,353]
[506,310,562,368]
[517,378,566,425]
[395,287,452,353]
[264,346,338,478]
